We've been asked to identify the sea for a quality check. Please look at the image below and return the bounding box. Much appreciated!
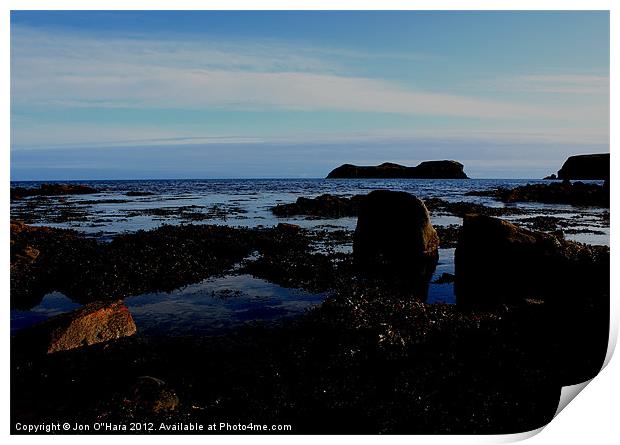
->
[10,178,609,336]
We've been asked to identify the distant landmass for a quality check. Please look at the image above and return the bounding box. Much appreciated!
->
[556,153,609,180]
[326,161,468,179]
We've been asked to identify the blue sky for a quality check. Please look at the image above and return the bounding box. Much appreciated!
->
[11,11,609,179]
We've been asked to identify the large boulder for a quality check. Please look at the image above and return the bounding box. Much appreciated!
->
[454,215,609,384]
[353,190,439,296]
[327,160,468,179]
[16,300,137,354]
[454,215,609,309]
[557,153,609,180]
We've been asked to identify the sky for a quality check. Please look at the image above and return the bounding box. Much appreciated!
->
[10,11,610,180]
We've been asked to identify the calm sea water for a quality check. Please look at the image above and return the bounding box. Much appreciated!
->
[10,178,609,239]
[11,178,609,336]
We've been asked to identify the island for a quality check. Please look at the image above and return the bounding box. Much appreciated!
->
[557,153,609,180]
[326,161,468,179]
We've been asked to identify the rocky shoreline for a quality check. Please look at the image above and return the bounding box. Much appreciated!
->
[465,180,609,207]
[11,183,99,200]
[11,184,609,434]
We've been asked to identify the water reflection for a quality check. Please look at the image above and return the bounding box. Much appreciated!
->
[127,274,325,336]
[10,275,326,337]
[427,248,456,304]
[10,292,81,333]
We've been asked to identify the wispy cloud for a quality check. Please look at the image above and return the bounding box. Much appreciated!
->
[496,74,609,95]
[11,25,603,122]
[11,124,609,151]
[16,65,582,118]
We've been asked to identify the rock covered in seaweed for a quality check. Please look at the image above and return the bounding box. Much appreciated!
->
[127,376,180,413]
[271,194,364,218]
[9,221,258,310]
[353,190,439,297]
[11,183,99,200]
[465,181,609,207]
[454,214,609,309]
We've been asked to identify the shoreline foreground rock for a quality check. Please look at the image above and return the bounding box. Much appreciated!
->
[454,214,609,386]
[327,160,468,179]
[354,190,439,297]
[455,214,609,309]
[15,300,137,354]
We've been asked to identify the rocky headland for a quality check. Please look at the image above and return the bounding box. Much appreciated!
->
[557,153,609,180]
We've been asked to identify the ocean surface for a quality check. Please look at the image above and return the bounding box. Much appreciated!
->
[11,178,609,336]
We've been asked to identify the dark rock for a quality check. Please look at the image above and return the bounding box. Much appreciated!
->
[544,174,557,180]
[272,193,518,222]
[11,183,99,200]
[327,160,468,179]
[276,222,301,232]
[10,221,79,309]
[519,216,562,232]
[557,153,609,180]
[16,300,137,354]
[272,194,364,218]
[128,376,179,413]
[353,190,439,297]
[424,197,524,217]
[465,181,608,207]
[454,215,609,309]
[455,215,609,388]
[433,272,455,284]
[434,225,461,248]
[10,222,257,309]
[125,191,155,196]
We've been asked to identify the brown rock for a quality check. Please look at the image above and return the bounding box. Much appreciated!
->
[129,376,180,413]
[18,300,137,354]
[11,220,28,235]
[19,246,40,262]
[276,222,302,232]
